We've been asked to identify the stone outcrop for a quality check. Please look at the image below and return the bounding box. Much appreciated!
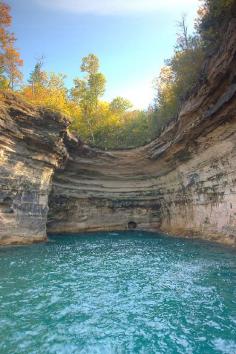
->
[0,20,236,246]
[0,93,68,244]
[48,20,236,246]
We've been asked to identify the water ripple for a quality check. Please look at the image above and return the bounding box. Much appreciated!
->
[0,231,236,354]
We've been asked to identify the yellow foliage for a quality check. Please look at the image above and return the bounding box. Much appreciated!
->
[21,85,74,118]
[20,77,150,149]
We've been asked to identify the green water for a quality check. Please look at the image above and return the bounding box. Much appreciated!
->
[0,232,236,354]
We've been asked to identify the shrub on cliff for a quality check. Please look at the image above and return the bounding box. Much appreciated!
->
[149,0,235,137]
[197,0,236,51]
[150,14,204,136]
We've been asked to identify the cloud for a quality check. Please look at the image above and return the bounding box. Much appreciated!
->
[37,0,199,15]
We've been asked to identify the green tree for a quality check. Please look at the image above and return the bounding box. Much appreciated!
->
[196,0,235,50]
[28,57,47,95]
[80,53,99,75]
[110,96,132,113]
[151,13,204,137]
[71,54,106,143]
[47,72,67,91]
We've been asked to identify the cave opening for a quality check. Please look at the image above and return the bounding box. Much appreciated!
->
[128,221,137,230]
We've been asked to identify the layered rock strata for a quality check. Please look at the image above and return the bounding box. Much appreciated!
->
[48,20,236,246]
[0,20,236,246]
[0,93,68,244]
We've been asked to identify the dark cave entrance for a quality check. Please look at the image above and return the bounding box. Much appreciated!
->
[128,221,137,230]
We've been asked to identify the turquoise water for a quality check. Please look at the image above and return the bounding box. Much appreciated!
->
[0,232,236,354]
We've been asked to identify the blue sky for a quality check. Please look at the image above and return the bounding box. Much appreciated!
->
[8,0,200,109]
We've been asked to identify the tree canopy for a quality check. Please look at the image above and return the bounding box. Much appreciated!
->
[0,0,234,149]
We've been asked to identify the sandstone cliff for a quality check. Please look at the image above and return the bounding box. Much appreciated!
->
[48,19,236,246]
[0,20,236,246]
[0,93,69,244]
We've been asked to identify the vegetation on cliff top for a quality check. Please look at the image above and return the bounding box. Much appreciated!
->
[0,0,235,149]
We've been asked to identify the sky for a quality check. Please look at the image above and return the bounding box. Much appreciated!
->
[8,0,200,109]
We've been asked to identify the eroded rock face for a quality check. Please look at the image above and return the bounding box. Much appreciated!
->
[0,93,69,244]
[48,20,236,246]
[0,20,236,246]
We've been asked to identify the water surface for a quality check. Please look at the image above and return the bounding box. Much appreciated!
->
[0,231,236,353]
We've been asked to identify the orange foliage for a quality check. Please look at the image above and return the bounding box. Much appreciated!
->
[3,46,23,88]
[0,1,23,88]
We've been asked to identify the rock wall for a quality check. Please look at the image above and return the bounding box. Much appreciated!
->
[0,20,235,246]
[0,93,68,244]
[48,20,236,246]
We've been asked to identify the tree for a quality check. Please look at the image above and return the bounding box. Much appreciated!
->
[47,72,67,91]
[28,57,47,94]
[71,54,106,143]
[176,14,190,51]
[150,12,206,137]
[0,66,8,88]
[80,53,99,75]
[196,0,236,50]
[0,2,12,47]
[21,68,71,116]
[0,1,23,89]
[3,45,23,89]
[110,96,132,113]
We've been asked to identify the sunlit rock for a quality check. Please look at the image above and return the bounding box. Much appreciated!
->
[0,20,235,246]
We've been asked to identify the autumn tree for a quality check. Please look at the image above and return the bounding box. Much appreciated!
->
[0,1,23,89]
[0,66,7,88]
[0,1,12,50]
[22,69,71,116]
